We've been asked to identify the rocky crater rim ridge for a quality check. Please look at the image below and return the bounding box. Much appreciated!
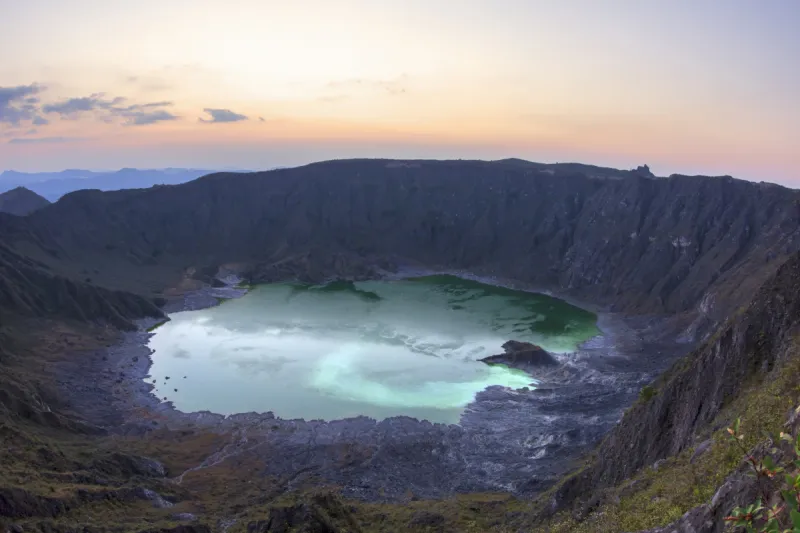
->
[4,157,799,323]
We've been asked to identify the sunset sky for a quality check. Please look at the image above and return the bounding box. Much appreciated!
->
[1,0,798,184]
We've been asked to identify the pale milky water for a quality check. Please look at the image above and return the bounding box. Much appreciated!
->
[146,275,599,423]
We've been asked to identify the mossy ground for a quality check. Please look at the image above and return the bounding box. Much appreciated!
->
[146,319,169,332]
[4,320,800,532]
[531,338,800,533]
[1,406,533,532]
[0,420,193,531]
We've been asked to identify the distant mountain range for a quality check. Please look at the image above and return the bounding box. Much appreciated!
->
[0,186,50,215]
[0,168,258,201]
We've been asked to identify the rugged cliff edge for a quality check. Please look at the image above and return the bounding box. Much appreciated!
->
[537,248,800,532]
[602,248,800,486]
[2,159,800,532]
[0,239,163,331]
[4,159,799,319]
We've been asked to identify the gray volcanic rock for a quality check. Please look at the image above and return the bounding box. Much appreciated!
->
[0,186,49,215]
[0,159,797,319]
[549,247,800,514]
[246,492,363,533]
[480,340,559,369]
[80,305,673,503]
[0,239,163,330]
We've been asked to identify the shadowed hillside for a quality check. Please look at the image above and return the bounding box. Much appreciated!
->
[0,168,218,201]
[4,159,799,319]
[0,187,50,216]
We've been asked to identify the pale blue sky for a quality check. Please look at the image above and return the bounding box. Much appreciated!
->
[0,0,798,183]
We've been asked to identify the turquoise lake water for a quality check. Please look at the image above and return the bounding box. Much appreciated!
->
[147,275,599,423]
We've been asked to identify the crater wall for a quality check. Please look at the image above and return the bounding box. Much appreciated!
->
[3,159,799,320]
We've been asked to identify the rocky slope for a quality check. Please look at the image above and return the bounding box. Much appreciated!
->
[0,225,163,331]
[549,246,800,496]
[0,187,49,216]
[4,159,800,320]
[532,248,800,533]
[2,158,800,532]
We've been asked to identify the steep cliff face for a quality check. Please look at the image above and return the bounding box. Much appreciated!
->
[612,249,800,475]
[5,159,800,318]
[0,242,162,331]
[548,247,800,519]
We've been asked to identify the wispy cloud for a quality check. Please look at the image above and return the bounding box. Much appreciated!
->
[42,93,178,126]
[8,136,87,144]
[125,75,173,92]
[199,108,248,123]
[42,93,124,115]
[0,84,49,126]
[2,127,38,138]
[116,102,178,125]
[318,75,410,104]
[317,94,350,104]
[325,75,409,96]
[4,81,244,134]
[126,109,178,125]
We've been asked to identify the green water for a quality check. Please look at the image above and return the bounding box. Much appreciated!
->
[147,275,599,423]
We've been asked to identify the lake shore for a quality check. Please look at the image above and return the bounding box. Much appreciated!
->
[58,271,689,501]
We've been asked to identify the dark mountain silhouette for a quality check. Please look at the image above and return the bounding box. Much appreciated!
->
[0,168,221,200]
[0,186,50,215]
[5,158,797,317]
[0,168,100,188]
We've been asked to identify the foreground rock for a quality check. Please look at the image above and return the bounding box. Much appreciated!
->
[246,492,363,533]
[480,340,559,370]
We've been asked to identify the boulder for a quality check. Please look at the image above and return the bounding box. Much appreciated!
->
[480,340,559,369]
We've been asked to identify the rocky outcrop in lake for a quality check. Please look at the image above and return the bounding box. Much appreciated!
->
[480,340,560,369]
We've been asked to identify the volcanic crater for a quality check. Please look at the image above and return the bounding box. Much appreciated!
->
[3,158,800,531]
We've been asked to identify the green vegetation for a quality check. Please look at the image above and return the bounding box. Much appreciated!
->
[724,415,800,532]
[145,319,168,332]
[638,384,657,402]
[532,342,800,533]
[0,417,204,532]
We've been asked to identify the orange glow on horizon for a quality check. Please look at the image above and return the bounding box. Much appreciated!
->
[1,1,797,183]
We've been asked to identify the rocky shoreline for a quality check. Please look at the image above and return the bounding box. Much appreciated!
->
[57,271,692,502]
